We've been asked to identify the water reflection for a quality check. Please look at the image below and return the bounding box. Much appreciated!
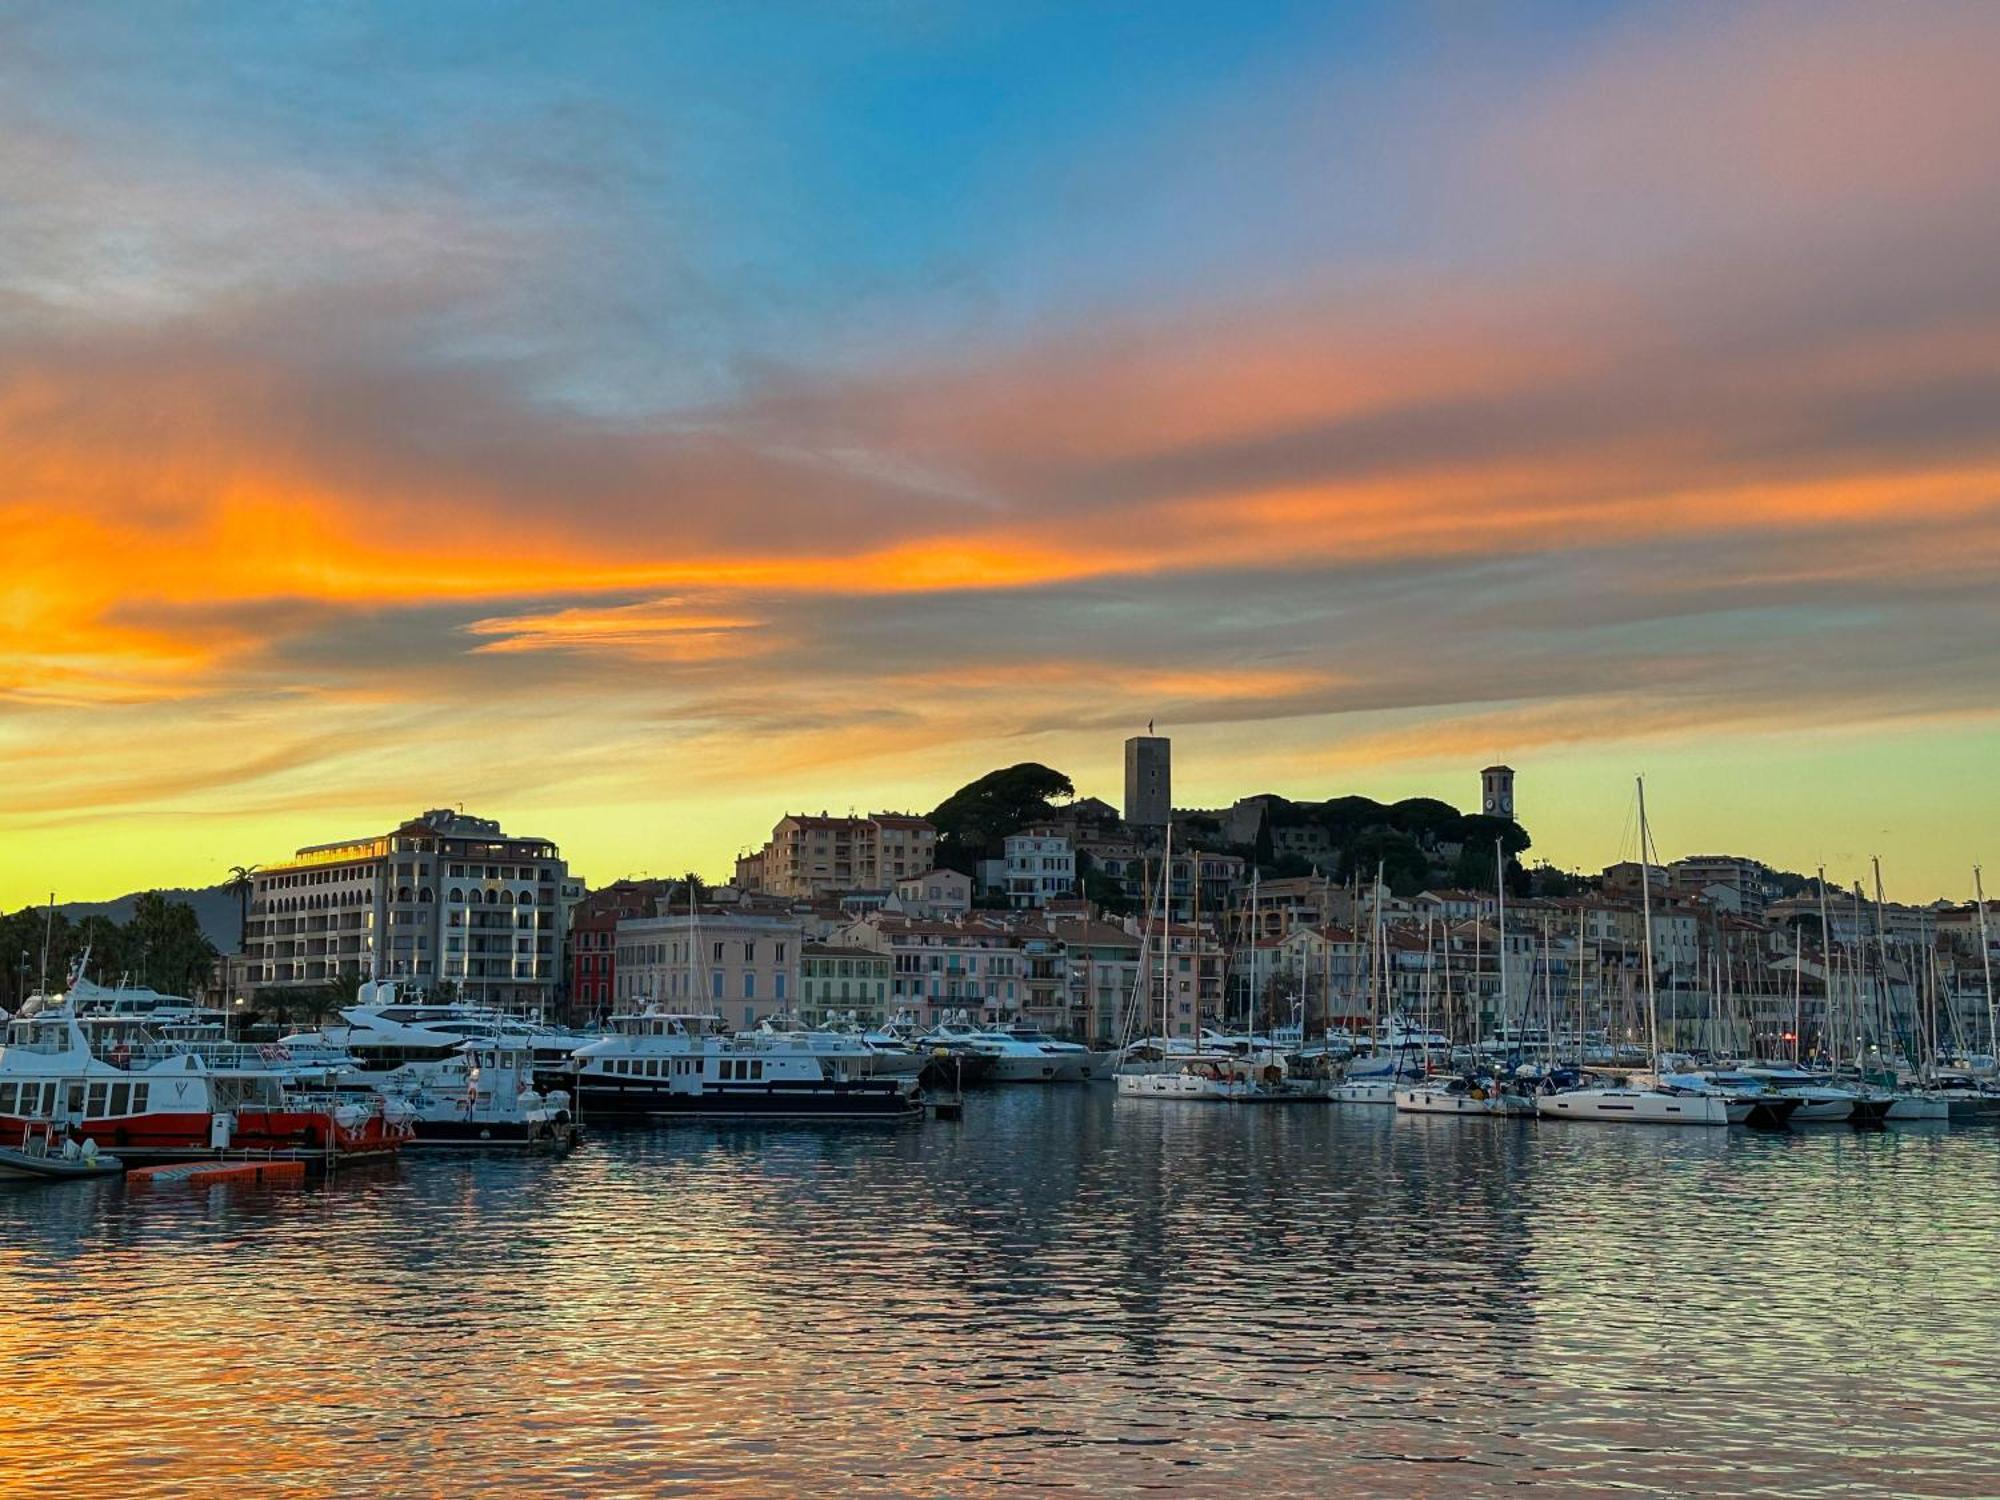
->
[2,1094,1997,1495]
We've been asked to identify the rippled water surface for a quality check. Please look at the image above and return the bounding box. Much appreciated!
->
[5,1094,1999,1497]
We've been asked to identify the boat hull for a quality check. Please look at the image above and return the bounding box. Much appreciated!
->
[1535,1089,1730,1125]
[575,1079,922,1121]
[1885,1095,1949,1121]
[407,1117,582,1150]
[1327,1080,1397,1105]
[1394,1085,1503,1116]
[0,1146,125,1180]
[3,1109,409,1164]
[1114,1071,1284,1102]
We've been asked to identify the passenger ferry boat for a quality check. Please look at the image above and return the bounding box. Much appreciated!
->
[567,1012,923,1121]
[0,1007,411,1164]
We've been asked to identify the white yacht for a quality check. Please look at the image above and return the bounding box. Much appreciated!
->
[569,1012,922,1120]
[1395,1075,1510,1116]
[1537,1082,1730,1126]
[287,988,596,1092]
[925,1021,1101,1082]
[1117,1056,1289,1102]
[750,1014,923,1079]
[1535,779,1730,1128]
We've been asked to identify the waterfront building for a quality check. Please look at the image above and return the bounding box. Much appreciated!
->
[1047,917,1142,1043]
[1123,734,1172,829]
[799,943,893,1026]
[565,879,672,1023]
[841,914,1023,1025]
[1150,922,1224,1037]
[238,807,567,1014]
[614,909,804,1028]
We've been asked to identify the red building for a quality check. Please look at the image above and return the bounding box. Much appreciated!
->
[565,879,672,1023]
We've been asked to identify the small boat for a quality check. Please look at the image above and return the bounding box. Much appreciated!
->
[0,1122,124,1181]
[1395,1074,1510,1116]
[378,1040,582,1150]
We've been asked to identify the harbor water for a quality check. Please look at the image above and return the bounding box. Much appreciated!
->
[4,1092,1997,1496]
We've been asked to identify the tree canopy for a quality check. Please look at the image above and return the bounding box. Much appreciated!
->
[0,893,218,1008]
[928,762,1075,875]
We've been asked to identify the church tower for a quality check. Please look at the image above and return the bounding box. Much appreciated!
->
[1480,765,1516,822]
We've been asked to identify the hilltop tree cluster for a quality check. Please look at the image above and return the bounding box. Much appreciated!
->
[1245,792,1533,896]
[919,765,1539,900]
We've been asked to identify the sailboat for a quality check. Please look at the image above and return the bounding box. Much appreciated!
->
[1118,826,1267,1101]
[1537,779,1731,1126]
[1328,865,1403,1104]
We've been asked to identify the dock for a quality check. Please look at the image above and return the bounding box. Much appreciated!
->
[127,1160,308,1187]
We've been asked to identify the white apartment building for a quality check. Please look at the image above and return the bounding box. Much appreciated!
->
[1002,833,1075,908]
[240,807,567,1013]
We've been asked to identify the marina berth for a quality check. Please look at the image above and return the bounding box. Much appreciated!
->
[567,1012,923,1121]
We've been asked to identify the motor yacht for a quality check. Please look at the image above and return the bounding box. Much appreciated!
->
[569,1012,922,1121]
[925,1021,1100,1082]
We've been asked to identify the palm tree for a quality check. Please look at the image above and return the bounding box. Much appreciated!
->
[226,865,260,953]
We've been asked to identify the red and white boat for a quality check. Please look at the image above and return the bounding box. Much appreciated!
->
[0,1006,412,1165]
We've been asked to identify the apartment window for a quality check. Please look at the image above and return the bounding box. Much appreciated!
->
[775,974,786,1003]
[713,942,724,963]
[743,941,756,962]
[712,971,723,1000]
[775,942,786,963]
[744,973,756,1001]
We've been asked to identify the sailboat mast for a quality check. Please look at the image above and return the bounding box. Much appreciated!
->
[1791,917,1804,1067]
[1816,868,1833,1070]
[1372,861,1385,1045]
[1162,822,1173,1043]
[1977,866,1995,1064]
[1249,868,1259,1033]
[38,891,55,996]
[1494,838,1508,1049]
[1871,858,1902,1079]
[1637,777,1660,1065]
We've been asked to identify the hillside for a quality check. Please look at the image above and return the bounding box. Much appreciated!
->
[28,884,242,951]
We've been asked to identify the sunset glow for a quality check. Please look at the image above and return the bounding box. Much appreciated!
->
[3,0,1997,903]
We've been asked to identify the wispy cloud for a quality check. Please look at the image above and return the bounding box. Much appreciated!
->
[2,0,1997,902]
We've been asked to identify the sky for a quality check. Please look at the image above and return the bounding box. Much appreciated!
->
[2,0,1997,908]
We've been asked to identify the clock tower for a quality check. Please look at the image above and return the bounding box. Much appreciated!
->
[1480,765,1516,822]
